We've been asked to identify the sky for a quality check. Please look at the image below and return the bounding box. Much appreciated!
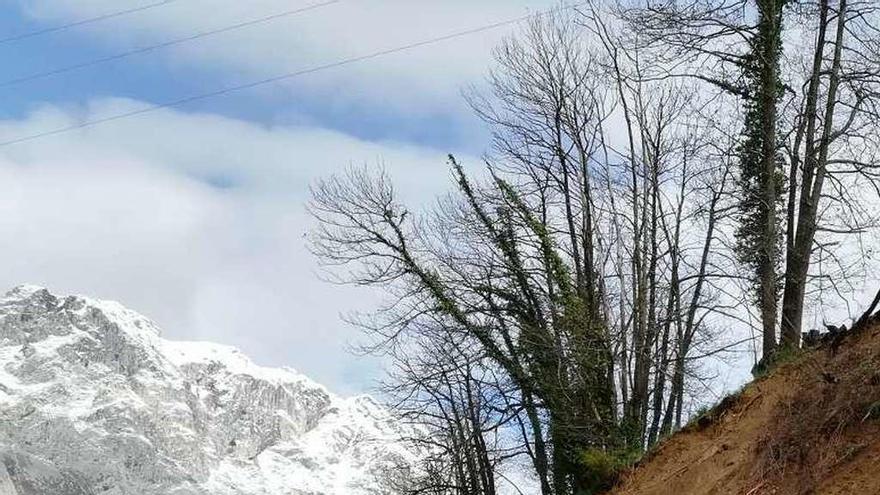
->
[0,0,560,394]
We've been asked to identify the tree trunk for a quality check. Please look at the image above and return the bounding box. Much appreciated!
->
[779,0,845,349]
[756,0,786,359]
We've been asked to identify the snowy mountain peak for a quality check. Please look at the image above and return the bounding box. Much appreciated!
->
[0,286,414,494]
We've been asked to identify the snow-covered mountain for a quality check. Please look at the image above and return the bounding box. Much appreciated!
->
[0,285,416,494]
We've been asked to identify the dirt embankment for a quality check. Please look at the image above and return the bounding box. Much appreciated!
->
[610,325,880,495]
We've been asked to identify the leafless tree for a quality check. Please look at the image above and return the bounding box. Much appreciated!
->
[310,6,784,494]
[616,0,880,362]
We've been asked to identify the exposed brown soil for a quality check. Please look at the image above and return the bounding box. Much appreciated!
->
[610,325,880,495]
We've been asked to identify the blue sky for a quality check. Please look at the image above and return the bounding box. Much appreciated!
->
[0,4,201,118]
[0,0,556,394]
[0,0,517,150]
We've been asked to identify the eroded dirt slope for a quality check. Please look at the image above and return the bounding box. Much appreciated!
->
[611,325,880,495]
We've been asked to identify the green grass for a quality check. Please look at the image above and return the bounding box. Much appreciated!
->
[578,447,642,494]
[751,345,807,379]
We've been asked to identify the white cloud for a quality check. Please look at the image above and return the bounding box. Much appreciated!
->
[0,98,466,394]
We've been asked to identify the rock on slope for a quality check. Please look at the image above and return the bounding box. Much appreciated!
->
[610,323,880,495]
[0,285,416,495]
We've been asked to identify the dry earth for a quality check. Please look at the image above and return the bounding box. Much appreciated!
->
[610,325,880,495]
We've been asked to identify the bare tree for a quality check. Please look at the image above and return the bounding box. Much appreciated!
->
[380,328,509,495]
[618,0,880,361]
[779,0,880,346]
[311,7,764,494]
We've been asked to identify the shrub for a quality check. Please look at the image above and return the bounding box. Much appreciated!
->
[578,447,641,494]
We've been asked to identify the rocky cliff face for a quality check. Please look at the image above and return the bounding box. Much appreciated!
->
[0,285,415,494]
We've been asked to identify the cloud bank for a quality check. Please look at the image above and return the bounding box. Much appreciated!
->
[0,98,465,393]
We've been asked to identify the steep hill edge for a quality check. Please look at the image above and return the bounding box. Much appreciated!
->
[610,324,880,495]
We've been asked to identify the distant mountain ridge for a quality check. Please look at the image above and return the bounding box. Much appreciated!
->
[0,285,415,494]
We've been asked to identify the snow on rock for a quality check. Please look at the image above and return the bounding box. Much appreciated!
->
[0,285,416,494]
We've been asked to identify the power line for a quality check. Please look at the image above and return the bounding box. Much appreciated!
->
[0,0,182,45]
[0,0,341,88]
[0,3,580,148]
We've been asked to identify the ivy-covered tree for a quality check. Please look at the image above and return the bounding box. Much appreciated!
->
[735,0,789,362]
